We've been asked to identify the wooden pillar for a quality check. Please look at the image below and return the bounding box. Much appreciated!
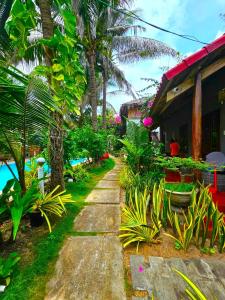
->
[192,72,202,160]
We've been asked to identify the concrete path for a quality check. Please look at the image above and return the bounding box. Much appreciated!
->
[130,255,225,300]
[45,161,126,300]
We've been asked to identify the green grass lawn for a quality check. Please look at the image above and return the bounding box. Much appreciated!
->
[1,158,115,300]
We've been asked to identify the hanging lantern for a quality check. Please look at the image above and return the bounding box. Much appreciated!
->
[143,116,153,127]
[114,114,122,124]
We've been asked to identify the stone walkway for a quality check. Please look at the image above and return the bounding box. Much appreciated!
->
[130,255,225,300]
[45,161,126,300]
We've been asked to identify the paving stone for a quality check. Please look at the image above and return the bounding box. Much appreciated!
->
[95,179,119,188]
[205,260,225,288]
[130,255,147,291]
[45,236,126,300]
[102,173,119,181]
[132,297,148,300]
[73,204,120,232]
[85,188,120,204]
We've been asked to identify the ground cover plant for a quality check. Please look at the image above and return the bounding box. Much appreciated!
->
[0,158,115,299]
[120,180,225,254]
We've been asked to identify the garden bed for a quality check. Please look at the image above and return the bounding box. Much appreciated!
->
[123,232,225,299]
[0,159,115,300]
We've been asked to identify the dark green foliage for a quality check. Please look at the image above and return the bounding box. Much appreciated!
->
[71,125,107,161]
[0,252,20,286]
[64,165,90,182]
[164,182,196,193]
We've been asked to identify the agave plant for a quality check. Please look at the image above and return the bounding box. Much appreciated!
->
[165,210,194,251]
[31,185,75,232]
[119,188,161,250]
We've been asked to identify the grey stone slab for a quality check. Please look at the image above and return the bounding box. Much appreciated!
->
[130,256,225,300]
[85,188,120,204]
[45,236,126,300]
[73,204,120,232]
[130,255,147,291]
[95,179,119,189]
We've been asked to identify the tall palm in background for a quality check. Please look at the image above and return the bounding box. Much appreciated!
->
[73,0,176,130]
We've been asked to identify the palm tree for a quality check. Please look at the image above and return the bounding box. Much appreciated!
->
[0,66,56,192]
[38,0,65,191]
[73,0,176,130]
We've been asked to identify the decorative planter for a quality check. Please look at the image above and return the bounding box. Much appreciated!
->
[165,189,193,208]
[29,212,44,227]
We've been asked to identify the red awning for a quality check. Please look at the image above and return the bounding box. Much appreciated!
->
[156,34,225,100]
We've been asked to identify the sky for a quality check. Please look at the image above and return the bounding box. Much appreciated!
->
[108,0,225,112]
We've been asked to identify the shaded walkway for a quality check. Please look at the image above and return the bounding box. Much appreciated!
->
[45,161,126,300]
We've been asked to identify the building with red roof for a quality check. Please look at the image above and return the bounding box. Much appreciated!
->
[152,34,225,159]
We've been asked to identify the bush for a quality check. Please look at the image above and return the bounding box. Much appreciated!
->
[71,125,107,162]
[64,165,89,182]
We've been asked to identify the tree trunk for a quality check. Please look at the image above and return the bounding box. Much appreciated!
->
[50,112,65,190]
[87,52,98,131]
[102,67,107,130]
[38,0,65,191]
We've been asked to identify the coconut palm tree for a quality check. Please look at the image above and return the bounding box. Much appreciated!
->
[73,0,176,130]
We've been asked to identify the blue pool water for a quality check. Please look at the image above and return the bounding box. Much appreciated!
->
[0,158,87,191]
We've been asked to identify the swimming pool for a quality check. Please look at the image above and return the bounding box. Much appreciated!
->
[0,158,87,191]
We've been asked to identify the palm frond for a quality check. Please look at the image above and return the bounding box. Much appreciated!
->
[113,36,177,62]
[106,58,137,98]
[107,24,145,36]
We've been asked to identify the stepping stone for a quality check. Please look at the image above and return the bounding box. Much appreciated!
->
[130,255,147,291]
[132,297,148,300]
[73,204,120,232]
[102,173,119,181]
[85,188,120,204]
[95,180,119,188]
[45,236,126,300]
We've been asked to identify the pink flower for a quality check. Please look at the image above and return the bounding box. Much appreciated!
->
[147,100,154,108]
[143,117,153,127]
[114,114,122,124]
[138,265,144,272]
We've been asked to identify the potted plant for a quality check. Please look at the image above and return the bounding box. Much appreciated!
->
[156,156,209,182]
[164,182,196,208]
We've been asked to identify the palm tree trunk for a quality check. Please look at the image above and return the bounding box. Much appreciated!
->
[102,67,107,130]
[38,0,65,191]
[87,51,98,131]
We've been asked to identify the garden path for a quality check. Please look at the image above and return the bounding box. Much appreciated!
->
[44,160,126,300]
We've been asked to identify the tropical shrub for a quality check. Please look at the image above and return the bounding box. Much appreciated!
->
[0,179,40,240]
[165,211,194,251]
[0,252,20,287]
[120,121,163,174]
[119,188,161,250]
[64,165,89,182]
[71,126,107,162]
[31,185,74,232]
